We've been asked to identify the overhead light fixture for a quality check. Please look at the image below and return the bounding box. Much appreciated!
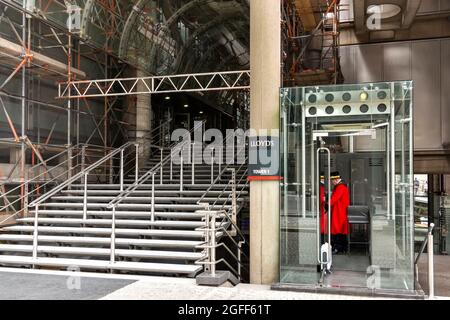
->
[367,4,402,20]
[165,96,171,100]
[199,111,204,114]
[360,91,369,102]
[184,104,189,108]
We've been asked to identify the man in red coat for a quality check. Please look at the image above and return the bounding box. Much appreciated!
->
[330,171,350,254]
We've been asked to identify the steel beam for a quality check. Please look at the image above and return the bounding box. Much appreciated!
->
[58,70,251,99]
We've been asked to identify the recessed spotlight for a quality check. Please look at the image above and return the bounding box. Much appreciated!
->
[165,96,171,100]
[199,111,204,114]
[184,104,189,108]
[360,92,369,102]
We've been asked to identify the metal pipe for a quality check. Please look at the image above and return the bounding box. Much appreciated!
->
[81,145,86,183]
[180,151,184,192]
[109,155,114,184]
[83,173,88,221]
[211,213,217,277]
[135,144,139,183]
[120,149,124,192]
[32,204,38,260]
[160,148,163,185]
[231,169,237,224]
[110,206,116,264]
[428,226,435,299]
[151,173,155,222]
[211,147,215,184]
[192,143,195,185]
[170,148,173,181]
[67,147,73,190]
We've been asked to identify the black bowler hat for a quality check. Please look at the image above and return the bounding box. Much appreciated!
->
[331,171,341,179]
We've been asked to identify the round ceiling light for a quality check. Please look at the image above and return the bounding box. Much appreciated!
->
[367,4,402,20]
[360,91,369,102]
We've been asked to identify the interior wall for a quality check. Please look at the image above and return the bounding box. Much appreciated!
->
[340,38,450,161]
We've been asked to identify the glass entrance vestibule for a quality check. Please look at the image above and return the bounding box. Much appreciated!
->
[280,82,415,292]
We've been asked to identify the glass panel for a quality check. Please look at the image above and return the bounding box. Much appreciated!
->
[280,81,415,291]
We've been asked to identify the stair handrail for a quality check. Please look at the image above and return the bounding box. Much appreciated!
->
[29,142,134,207]
[106,121,205,210]
[0,144,86,225]
[195,145,250,281]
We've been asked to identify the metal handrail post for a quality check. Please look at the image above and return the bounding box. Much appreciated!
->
[24,169,29,216]
[428,226,435,299]
[180,150,184,192]
[151,173,155,222]
[110,206,116,264]
[80,145,86,184]
[170,148,173,181]
[219,148,222,179]
[192,143,195,185]
[211,147,215,184]
[67,147,73,190]
[32,204,39,260]
[109,156,113,184]
[204,210,210,272]
[211,212,217,277]
[120,149,124,192]
[83,173,88,221]
[238,241,243,280]
[135,144,139,183]
[231,168,237,225]
[160,148,163,185]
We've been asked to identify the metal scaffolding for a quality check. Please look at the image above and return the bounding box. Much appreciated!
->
[0,0,250,226]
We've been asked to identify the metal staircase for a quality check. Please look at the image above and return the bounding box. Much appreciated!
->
[0,128,249,282]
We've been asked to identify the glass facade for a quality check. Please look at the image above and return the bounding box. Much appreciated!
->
[280,82,414,291]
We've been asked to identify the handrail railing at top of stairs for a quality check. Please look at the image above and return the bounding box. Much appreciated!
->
[29,142,135,208]
[0,143,88,224]
[106,121,205,211]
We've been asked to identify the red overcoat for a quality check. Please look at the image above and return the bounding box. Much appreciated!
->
[330,183,350,235]
[319,184,328,234]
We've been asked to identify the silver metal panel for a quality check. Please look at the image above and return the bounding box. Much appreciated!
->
[383,42,411,81]
[412,40,442,150]
[354,45,383,83]
[441,39,450,147]
[340,46,356,84]
[441,0,450,10]
[418,0,440,13]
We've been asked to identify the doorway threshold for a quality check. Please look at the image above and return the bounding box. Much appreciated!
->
[271,283,426,300]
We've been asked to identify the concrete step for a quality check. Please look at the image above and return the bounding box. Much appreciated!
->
[67,184,247,190]
[50,196,240,204]
[40,203,232,211]
[0,234,203,248]
[0,256,202,275]
[61,190,246,196]
[34,210,209,220]
[17,218,207,229]
[2,226,210,238]
[0,244,204,260]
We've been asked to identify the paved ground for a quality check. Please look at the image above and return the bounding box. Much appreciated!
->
[101,278,389,300]
[0,269,135,300]
[418,255,450,297]
[0,266,448,300]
